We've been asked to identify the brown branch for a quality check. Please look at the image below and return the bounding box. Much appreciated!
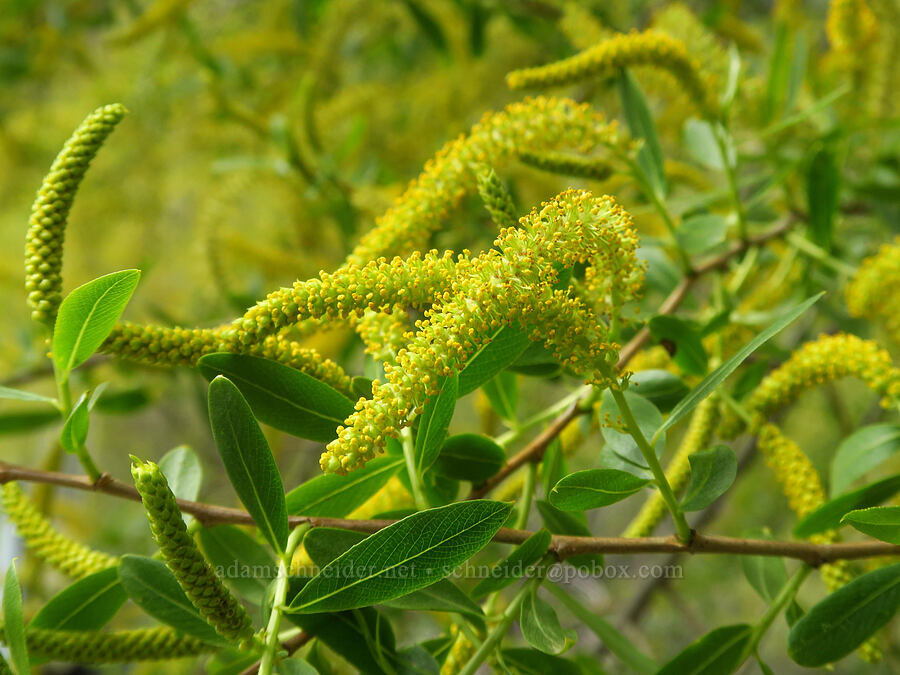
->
[1,461,896,565]
[467,217,797,499]
[237,631,312,675]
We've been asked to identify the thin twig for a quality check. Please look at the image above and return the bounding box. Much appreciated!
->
[237,631,312,675]
[1,461,896,565]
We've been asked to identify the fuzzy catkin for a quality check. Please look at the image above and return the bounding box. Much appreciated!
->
[623,396,719,538]
[0,482,118,579]
[25,103,127,326]
[130,458,253,643]
[847,238,900,343]
[506,31,716,117]
[319,190,643,474]
[475,166,518,231]
[20,625,214,663]
[518,149,613,181]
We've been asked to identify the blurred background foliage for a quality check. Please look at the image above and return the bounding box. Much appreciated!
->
[1,0,898,672]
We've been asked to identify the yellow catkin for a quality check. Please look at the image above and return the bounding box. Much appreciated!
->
[518,150,613,182]
[475,166,518,231]
[19,625,214,663]
[440,624,476,675]
[506,31,716,117]
[623,396,719,538]
[0,482,118,579]
[25,104,127,326]
[319,190,642,474]
[722,334,900,436]
[847,238,900,343]
[757,424,881,661]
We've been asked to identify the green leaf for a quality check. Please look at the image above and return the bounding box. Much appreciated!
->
[680,445,737,511]
[549,470,650,511]
[303,528,369,567]
[457,325,531,397]
[3,562,29,675]
[415,374,458,473]
[754,653,775,675]
[159,445,202,525]
[288,501,511,613]
[599,390,664,473]
[30,567,126,631]
[52,269,141,377]
[207,375,288,552]
[654,293,823,442]
[94,386,151,414]
[520,588,567,654]
[59,390,90,453]
[794,474,900,538]
[502,649,582,675]
[648,316,707,376]
[618,69,666,197]
[351,376,374,400]
[740,532,787,603]
[789,563,900,666]
[675,214,727,256]
[118,555,228,645]
[842,506,900,544]
[0,410,60,435]
[830,424,900,495]
[546,583,656,674]
[0,385,56,405]
[764,22,792,122]
[656,624,753,675]
[286,456,404,517]
[683,119,724,171]
[473,529,552,598]
[535,501,599,567]
[482,371,518,421]
[277,658,319,675]
[629,370,689,414]
[433,434,505,482]
[196,525,276,605]
[198,353,354,443]
[806,145,840,250]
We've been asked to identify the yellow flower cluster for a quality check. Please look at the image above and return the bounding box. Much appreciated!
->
[320,190,643,474]
[441,624,476,675]
[20,626,214,663]
[623,396,719,538]
[506,31,716,118]
[847,238,900,342]
[726,334,900,435]
[826,0,878,54]
[0,482,118,579]
[25,104,126,326]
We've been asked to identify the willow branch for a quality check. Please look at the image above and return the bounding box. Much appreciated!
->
[238,631,312,675]
[468,217,796,498]
[1,461,895,565]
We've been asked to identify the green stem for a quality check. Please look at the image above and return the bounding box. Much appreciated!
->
[260,524,310,675]
[401,427,427,510]
[786,232,858,276]
[54,373,100,481]
[713,123,748,241]
[717,389,753,427]
[742,564,812,662]
[610,388,692,543]
[514,463,537,530]
[459,555,555,675]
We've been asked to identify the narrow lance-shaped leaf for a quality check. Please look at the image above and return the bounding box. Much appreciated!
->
[434,434,505,482]
[549,470,651,511]
[198,353,355,443]
[30,567,126,631]
[656,624,753,675]
[789,563,900,667]
[415,373,458,473]
[286,456,404,517]
[52,269,141,377]
[207,375,288,552]
[59,390,90,453]
[680,445,737,512]
[473,529,552,598]
[830,424,900,495]
[653,292,823,443]
[0,385,56,406]
[794,474,900,538]
[159,445,202,525]
[520,588,567,655]
[288,500,511,613]
[457,324,531,397]
[806,145,839,251]
[196,526,276,606]
[618,68,667,197]
[842,506,900,544]
[3,561,29,675]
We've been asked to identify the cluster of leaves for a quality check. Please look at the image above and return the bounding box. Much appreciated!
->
[1,1,900,675]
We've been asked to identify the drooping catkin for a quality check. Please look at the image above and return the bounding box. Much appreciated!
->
[25,103,127,326]
[0,482,118,579]
[130,458,253,643]
[19,626,214,662]
[623,396,719,538]
[506,31,716,117]
[475,166,518,231]
[518,150,613,181]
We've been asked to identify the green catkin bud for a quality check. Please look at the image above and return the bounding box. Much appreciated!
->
[518,149,613,181]
[0,482,118,579]
[720,333,900,437]
[506,31,716,118]
[25,103,127,326]
[19,625,214,663]
[130,458,253,643]
[756,424,882,662]
[320,190,643,474]
[623,396,719,538]
[475,166,518,231]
